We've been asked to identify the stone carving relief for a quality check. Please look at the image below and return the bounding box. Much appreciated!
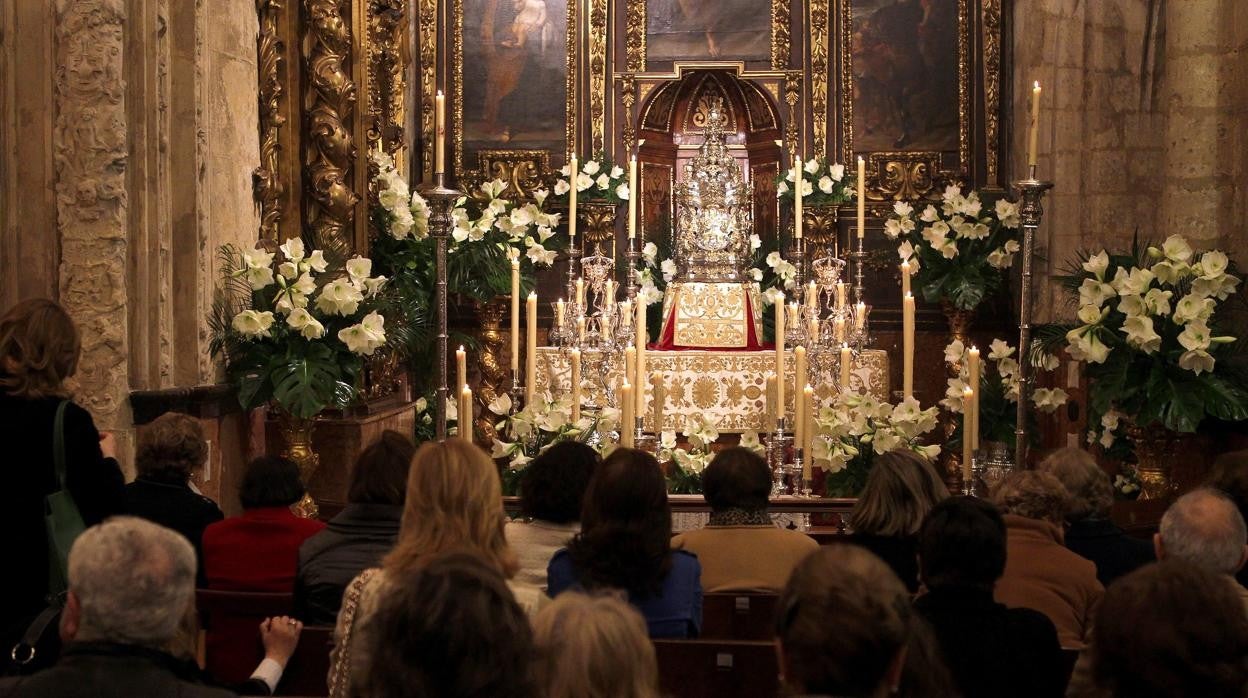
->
[54,0,130,427]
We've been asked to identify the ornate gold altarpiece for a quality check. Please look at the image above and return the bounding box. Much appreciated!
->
[534,347,889,433]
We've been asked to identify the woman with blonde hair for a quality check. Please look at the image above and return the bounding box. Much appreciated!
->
[1,299,125,669]
[532,592,660,698]
[845,449,949,592]
[328,438,532,698]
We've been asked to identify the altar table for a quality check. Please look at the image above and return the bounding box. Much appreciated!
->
[533,347,890,433]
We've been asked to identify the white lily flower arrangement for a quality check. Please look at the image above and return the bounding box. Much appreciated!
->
[939,338,1067,449]
[553,153,629,204]
[657,414,733,493]
[774,157,855,206]
[488,391,622,489]
[1039,235,1247,440]
[885,186,1022,311]
[810,391,941,497]
[210,239,391,420]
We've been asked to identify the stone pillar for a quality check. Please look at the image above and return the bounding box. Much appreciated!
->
[1,0,260,475]
[1158,0,1243,250]
[54,0,133,438]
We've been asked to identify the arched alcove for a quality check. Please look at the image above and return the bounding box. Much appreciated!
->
[636,70,783,245]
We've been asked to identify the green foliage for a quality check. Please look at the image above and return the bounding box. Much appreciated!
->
[1035,237,1248,437]
[208,242,381,420]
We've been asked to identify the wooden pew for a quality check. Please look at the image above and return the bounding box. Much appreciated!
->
[653,638,780,698]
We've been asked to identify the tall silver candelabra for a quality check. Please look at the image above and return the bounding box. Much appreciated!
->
[1012,168,1054,469]
[419,173,464,441]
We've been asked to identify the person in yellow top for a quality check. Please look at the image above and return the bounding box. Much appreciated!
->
[672,447,817,592]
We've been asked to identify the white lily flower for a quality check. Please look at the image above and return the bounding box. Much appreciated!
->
[818,176,835,194]
[488,393,512,415]
[285,307,326,339]
[616,183,630,200]
[1162,234,1193,263]
[232,309,275,338]
[1178,349,1215,375]
[582,160,601,175]
[554,179,571,196]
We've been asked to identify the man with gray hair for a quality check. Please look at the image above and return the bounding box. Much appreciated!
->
[1,517,236,697]
[1155,487,1248,612]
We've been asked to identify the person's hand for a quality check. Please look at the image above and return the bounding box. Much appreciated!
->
[260,616,303,666]
[99,432,117,459]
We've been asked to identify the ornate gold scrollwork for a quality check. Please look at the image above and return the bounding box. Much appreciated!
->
[366,0,406,154]
[577,201,621,246]
[304,0,359,259]
[625,0,646,73]
[254,0,287,244]
[868,153,945,201]
[808,0,829,158]
[589,0,609,154]
[982,0,1002,184]
[784,71,801,155]
[418,0,436,178]
[772,0,791,69]
[801,204,840,250]
[472,150,550,200]
[474,298,509,447]
[620,74,638,154]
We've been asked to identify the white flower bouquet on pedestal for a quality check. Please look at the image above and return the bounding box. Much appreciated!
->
[1037,235,1247,446]
[810,392,941,497]
[209,238,391,419]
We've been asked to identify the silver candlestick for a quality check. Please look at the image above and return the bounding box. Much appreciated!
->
[852,234,867,306]
[418,172,463,441]
[626,235,641,300]
[1012,169,1054,469]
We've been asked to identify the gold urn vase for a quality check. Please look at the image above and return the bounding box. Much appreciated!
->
[939,300,977,492]
[276,409,321,519]
[1126,423,1182,501]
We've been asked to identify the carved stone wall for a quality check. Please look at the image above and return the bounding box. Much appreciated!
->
[0,0,260,471]
[1012,0,1247,321]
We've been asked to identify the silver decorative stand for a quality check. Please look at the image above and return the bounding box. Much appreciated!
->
[851,234,867,306]
[419,173,463,441]
[1012,168,1054,469]
[626,236,640,300]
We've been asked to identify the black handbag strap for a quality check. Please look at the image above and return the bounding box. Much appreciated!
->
[10,606,60,666]
[52,400,68,488]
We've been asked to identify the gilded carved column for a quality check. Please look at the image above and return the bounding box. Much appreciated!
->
[808,0,829,158]
[255,0,286,245]
[304,0,359,259]
[54,0,130,431]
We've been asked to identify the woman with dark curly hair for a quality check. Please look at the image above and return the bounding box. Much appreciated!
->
[126,412,224,568]
[547,447,702,638]
[506,441,599,590]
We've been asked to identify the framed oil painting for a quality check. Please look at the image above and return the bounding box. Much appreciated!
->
[457,0,572,180]
[645,0,773,71]
[847,0,962,153]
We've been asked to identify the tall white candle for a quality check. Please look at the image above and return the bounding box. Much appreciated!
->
[620,381,634,447]
[856,156,865,239]
[570,348,582,423]
[794,345,807,451]
[628,155,638,239]
[568,153,579,241]
[635,297,647,416]
[901,260,911,298]
[434,91,446,175]
[962,386,975,482]
[968,346,981,450]
[1028,82,1042,168]
[459,386,473,442]
[840,343,852,390]
[794,152,804,240]
[903,293,915,399]
[456,345,467,396]
[774,294,786,422]
[510,260,520,374]
[802,384,815,480]
[526,292,538,406]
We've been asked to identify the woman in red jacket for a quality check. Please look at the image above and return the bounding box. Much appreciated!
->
[202,456,325,592]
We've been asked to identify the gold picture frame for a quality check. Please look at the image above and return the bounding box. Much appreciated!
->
[839,0,974,201]
[451,0,578,187]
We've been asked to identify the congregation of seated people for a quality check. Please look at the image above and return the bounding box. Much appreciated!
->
[5,298,1248,697]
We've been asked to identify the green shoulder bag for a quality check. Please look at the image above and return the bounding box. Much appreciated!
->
[44,400,86,598]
